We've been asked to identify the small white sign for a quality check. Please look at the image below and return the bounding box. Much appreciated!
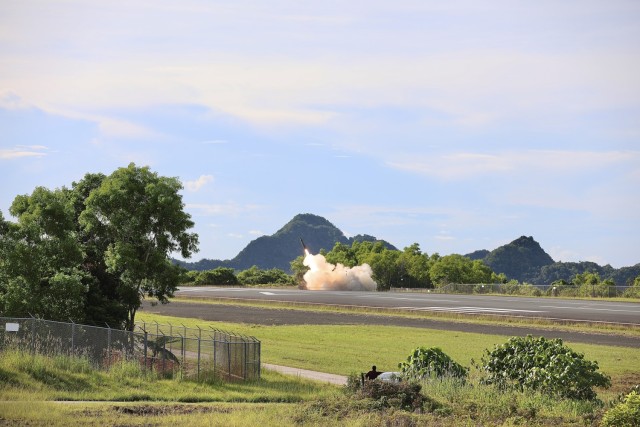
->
[5,323,19,332]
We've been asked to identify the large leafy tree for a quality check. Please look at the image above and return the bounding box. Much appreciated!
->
[67,173,129,327]
[80,164,198,330]
[395,243,433,288]
[0,187,88,322]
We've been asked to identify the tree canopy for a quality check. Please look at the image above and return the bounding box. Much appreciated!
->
[0,164,198,330]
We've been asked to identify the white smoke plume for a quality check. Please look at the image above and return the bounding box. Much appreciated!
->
[302,251,377,291]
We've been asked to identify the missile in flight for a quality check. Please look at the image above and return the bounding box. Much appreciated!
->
[300,238,308,252]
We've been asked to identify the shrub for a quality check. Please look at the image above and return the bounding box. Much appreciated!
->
[341,372,431,413]
[477,335,610,400]
[358,379,426,412]
[601,391,640,427]
[399,347,467,381]
[623,286,640,299]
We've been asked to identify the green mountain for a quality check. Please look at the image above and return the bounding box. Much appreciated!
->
[481,236,555,282]
[175,213,396,272]
[466,236,640,286]
[176,217,639,285]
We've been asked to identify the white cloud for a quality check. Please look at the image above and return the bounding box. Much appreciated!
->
[388,150,640,180]
[434,231,455,241]
[2,47,638,136]
[184,174,214,192]
[97,117,162,140]
[0,145,48,159]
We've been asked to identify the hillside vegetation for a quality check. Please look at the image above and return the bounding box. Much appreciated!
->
[175,213,639,286]
[175,213,395,272]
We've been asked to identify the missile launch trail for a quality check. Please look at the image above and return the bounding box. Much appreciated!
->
[298,236,376,291]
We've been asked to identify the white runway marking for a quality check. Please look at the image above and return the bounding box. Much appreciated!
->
[177,287,251,292]
[396,306,544,314]
[540,305,640,313]
[364,295,459,303]
[259,292,276,295]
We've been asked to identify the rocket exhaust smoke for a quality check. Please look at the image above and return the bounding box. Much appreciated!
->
[301,243,377,291]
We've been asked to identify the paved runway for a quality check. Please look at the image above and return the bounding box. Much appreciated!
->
[176,287,640,326]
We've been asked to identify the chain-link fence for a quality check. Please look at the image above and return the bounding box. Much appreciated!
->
[391,283,640,298]
[0,317,260,381]
[134,320,261,381]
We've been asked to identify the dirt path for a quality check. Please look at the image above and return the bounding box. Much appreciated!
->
[263,363,347,385]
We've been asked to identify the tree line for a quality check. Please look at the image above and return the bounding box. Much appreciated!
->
[0,164,198,330]
[183,241,640,297]
[184,266,294,286]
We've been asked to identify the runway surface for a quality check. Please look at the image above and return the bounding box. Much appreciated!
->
[175,287,640,326]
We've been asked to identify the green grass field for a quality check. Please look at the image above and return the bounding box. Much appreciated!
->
[136,311,640,383]
[1,310,639,426]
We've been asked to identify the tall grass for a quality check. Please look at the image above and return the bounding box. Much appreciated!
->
[419,373,604,424]
[0,348,336,403]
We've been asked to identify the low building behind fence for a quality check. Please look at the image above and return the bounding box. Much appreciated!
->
[0,316,260,381]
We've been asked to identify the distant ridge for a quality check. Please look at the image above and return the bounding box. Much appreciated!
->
[482,236,555,282]
[174,213,396,272]
[465,236,640,286]
[175,216,639,285]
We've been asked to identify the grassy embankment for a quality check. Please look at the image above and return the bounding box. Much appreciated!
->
[1,311,639,425]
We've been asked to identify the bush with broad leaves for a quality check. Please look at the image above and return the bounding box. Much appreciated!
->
[398,347,468,381]
[477,335,610,400]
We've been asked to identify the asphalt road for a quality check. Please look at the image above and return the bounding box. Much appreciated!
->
[175,287,640,326]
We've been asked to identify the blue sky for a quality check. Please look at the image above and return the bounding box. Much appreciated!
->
[1,1,639,267]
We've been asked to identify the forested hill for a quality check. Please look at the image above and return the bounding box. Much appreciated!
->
[173,213,397,272]
[481,236,555,282]
[175,218,639,285]
[466,236,640,286]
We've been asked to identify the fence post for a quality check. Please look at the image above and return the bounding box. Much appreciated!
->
[227,335,231,379]
[162,332,166,375]
[178,332,185,376]
[213,332,217,375]
[106,323,112,368]
[30,315,36,355]
[243,339,248,380]
[196,326,201,381]
[143,331,148,371]
[70,320,75,357]
[169,323,173,356]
